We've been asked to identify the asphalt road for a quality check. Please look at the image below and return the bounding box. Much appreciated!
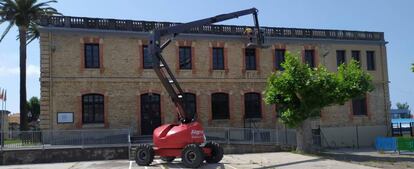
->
[0,152,378,169]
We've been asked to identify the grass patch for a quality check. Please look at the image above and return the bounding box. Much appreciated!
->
[4,139,21,145]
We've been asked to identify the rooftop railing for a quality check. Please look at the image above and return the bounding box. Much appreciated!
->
[39,16,384,41]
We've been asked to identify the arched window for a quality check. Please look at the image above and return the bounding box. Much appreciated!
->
[244,92,261,119]
[183,93,196,120]
[82,94,104,123]
[211,93,229,120]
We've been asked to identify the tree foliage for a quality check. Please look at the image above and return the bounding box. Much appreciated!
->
[396,102,410,110]
[411,63,414,72]
[264,52,374,128]
[0,0,61,43]
[1,0,60,130]
[26,96,40,122]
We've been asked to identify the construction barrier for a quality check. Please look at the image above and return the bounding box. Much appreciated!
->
[397,137,414,151]
[375,137,396,151]
[375,137,414,152]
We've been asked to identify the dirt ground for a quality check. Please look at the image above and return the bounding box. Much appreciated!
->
[320,148,414,169]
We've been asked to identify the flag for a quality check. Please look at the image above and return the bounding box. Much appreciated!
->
[0,88,3,101]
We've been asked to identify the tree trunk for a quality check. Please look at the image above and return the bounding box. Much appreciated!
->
[19,27,28,131]
[295,119,314,153]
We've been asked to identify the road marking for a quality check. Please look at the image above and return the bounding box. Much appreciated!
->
[154,159,168,169]
[224,164,238,169]
[172,163,183,169]
[129,161,132,169]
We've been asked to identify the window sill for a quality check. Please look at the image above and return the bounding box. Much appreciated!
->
[244,118,262,122]
[82,123,105,128]
[211,119,230,122]
[352,114,368,117]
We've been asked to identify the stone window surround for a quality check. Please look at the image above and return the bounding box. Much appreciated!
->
[175,40,196,74]
[242,46,261,74]
[75,90,109,129]
[349,93,371,120]
[302,45,319,68]
[241,91,265,120]
[80,37,104,73]
[208,90,233,124]
[272,44,286,71]
[209,42,229,74]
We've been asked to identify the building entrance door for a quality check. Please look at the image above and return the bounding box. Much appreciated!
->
[141,93,162,135]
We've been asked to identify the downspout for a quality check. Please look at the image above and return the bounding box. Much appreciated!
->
[380,40,390,136]
[48,31,53,130]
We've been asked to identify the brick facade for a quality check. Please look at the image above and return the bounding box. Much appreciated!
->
[38,20,390,135]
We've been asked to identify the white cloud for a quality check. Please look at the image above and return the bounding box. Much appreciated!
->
[0,64,40,77]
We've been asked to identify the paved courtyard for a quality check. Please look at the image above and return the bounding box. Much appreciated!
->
[0,152,377,169]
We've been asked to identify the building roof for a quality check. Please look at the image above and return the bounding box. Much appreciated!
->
[8,113,20,124]
[0,110,11,115]
[38,16,385,42]
[391,109,411,114]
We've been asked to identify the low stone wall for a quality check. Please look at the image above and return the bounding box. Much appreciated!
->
[222,144,288,154]
[0,147,128,165]
[1,144,290,165]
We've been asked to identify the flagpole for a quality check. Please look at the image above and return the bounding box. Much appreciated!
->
[1,90,3,148]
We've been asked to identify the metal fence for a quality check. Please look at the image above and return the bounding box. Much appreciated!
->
[0,129,130,150]
[204,127,296,146]
[0,127,296,150]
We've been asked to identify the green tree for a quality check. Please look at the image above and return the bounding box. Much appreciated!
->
[264,52,374,153]
[396,102,409,110]
[411,63,414,72]
[26,96,40,122]
[0,0,60,130]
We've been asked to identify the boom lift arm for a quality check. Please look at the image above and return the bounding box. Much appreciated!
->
[148,8,263,124]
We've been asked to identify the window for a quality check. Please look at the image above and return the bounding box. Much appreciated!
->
[352,50,360,63]
[142,45,152,69]
[212,47,225,70]
[179,47,192,69]
[304,50,315,68]
[82,94,104,123]
[244,93,262,119]
[336,50,346,67]
[211,93,229,119]
[275,49,285,71]
[84,44,100,68]
[245,48,256,70]
[183,93,196,120]
[352,96,367,116]
[366,51,375,70]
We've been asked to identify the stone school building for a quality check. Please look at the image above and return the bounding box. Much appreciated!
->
[38,16,390,146]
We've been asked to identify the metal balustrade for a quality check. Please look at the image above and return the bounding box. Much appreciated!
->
[38,16,384,41]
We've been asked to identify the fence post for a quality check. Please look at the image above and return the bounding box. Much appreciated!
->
[81,130,84,149]
[284,126,288,145]
[128,129,131,161]
[226,128,230,145]
[252,129,255,145]
[275,129,279,145]
[356,125,359,149]
[42,130,45,150]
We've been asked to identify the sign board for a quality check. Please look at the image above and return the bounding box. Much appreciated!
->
[57,112,74,124]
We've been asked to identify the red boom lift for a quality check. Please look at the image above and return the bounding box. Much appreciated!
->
[135,8,264,168]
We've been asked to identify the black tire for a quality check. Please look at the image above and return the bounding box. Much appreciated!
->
[135,144,154,166]
[160,156,175,162]
[181,144,205,168]
[204,141,224,163]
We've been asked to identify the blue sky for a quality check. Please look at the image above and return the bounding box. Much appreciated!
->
[0,0,413,113]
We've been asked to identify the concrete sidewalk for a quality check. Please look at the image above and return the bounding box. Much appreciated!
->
[0,152,377,169]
